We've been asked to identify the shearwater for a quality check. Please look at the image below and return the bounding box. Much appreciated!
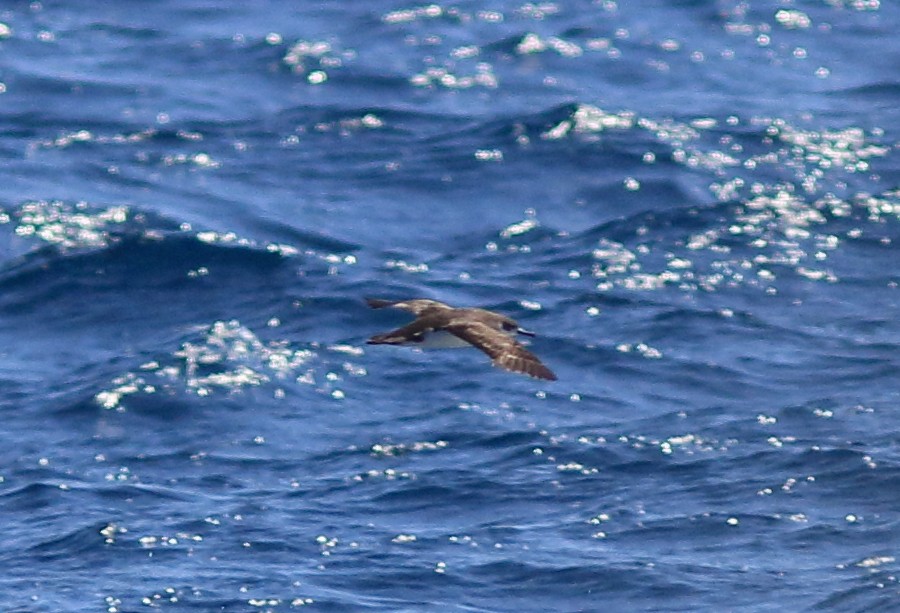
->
[365,298,557,381]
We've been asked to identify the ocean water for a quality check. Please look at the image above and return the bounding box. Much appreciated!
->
[0,1,898,611]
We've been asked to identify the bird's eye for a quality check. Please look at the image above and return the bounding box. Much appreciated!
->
[502,322,516,331]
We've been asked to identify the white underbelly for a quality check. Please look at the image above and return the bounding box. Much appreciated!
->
[417,330,473,349]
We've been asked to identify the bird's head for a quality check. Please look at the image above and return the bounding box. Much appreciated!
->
[499,317,535,338]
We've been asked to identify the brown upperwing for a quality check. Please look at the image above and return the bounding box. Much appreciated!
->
[444,321,557,381]
[367,313,445,345]
[365,298,452,316]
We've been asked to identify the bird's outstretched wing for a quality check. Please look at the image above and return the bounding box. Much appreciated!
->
[367,316,440,345]
[445,322,557,381]
[365,298,452,317]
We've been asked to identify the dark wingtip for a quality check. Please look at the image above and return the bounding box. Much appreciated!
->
[367,334,401,345]
[533,366,558,381]
[366,298,393,309]
[494,355,557,381]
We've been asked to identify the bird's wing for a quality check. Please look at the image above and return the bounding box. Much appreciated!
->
[365,298,452,316]
[367,315,441,345]
[444,322,557,381]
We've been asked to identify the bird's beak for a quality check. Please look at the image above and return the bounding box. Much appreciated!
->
[517,327,536,337]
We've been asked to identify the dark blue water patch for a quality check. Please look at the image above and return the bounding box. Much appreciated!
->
[24,520,126,564]
[832,79,900,109]
[0,481,72,513]
[816,588,900,613]
[0,222,312,290]
[462,559,699,610]
[0,238,293,351]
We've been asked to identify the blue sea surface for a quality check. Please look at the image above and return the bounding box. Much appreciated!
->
[1,1,898,611]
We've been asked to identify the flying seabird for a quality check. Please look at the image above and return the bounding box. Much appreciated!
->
[365,298,557,381]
